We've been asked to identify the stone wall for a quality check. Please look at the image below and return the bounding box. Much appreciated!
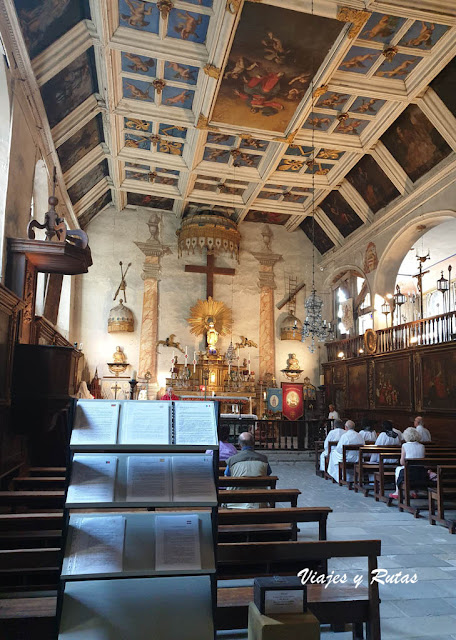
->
[72,205,327,393]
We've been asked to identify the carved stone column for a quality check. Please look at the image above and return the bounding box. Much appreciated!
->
[251,226,282,382]
[135,214,171,388]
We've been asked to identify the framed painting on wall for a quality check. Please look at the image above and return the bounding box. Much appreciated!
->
[374,355,412,410]
[281,382,304,420]
[347,362,368,410]
[419,349,456,412]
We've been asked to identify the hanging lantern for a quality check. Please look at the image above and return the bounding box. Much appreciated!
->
[437,270,449,294]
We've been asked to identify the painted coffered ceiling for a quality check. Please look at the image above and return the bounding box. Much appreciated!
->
[2,0,456,255]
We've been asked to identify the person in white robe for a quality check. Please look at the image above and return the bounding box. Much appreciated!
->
[392,428,404,442]
[369,421,401,463]
[327,420,364,482]
[328,404,340,421]
[359,417,377,443]
[414,416,431,443]
[390,427,426,499]
[320,419,345,471]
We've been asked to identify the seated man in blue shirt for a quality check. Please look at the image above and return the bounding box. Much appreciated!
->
[224,432,272,508]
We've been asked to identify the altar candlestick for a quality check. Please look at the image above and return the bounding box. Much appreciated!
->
[248,352,251,374]
[193,351,196,373]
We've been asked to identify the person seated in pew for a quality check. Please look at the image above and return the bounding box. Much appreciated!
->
[389,427,426,499]
[207,425,237,462]
[414,416,432,443]
[327,420,364,481]
[369,420,400,463]
[319,418,345,471]
[359,417,377,443]
[392,427,404,442]
[224,432,272,508]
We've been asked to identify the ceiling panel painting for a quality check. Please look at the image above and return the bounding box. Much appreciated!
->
[163,61,199,85]
[166,9,210,44]
[68,159,109,204]
[315,91,350,111]
[125,162,150,171]
[14,0,90,59]
[206,133,237,146]
[359,13,406,44]
[211,2,344,133]
[381,104,452,182]
[320,191,363,237]
[41,48,98,128]
[127,193,175,210]
[299,217,334,254]
[374,53,421,79]
[335,117,369,135]
[121,52,156,77]
[57,114,104,174]
[317,149,345,161]
[158,123,187,139]
[244,210,290,225]
[430,56,456,118]
[302,113,336,131]
[78,190,112,229]
[398,21,449,50]
[162,86,195,110]
[349,96,386,116]
[345,154,400,214]
[123,78,155,102]
[338,46,380,74]
[125,117,152,133]
[118,0,159,33]
[125,133,151,150]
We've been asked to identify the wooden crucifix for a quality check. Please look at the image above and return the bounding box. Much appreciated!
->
[185,253,235,299]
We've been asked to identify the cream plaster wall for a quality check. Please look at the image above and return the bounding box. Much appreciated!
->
[73,205,327,391]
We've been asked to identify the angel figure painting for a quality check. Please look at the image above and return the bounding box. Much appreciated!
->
[211,3,344,133]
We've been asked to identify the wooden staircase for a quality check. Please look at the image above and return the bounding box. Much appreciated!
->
[0,467,65,639]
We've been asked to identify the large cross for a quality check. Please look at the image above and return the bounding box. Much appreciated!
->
[185,253,235,299]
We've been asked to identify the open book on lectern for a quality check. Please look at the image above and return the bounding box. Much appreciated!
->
[71,399,218,447]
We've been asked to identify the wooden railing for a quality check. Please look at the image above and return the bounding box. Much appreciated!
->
[223,419,327,451]
[326,311,456,362]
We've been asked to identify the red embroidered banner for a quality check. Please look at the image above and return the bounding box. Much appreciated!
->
[281,383,304,421]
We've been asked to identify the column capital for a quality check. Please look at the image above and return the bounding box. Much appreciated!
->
[135,213,172,280]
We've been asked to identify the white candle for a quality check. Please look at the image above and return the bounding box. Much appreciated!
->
[131,369,137,380]
[185,346,188,356]
[172,350,175,361]
[228,363,231,375]
[193,351,196,373]
[248,352,251,374]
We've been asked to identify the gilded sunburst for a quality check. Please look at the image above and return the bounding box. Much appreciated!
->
[187,297,232,336]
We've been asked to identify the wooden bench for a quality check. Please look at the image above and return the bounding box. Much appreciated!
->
[218,488,300,508]
[428,465,456,534]
[0,529,62,550]
[0,491,65,512]
[218,476,278,489]
[395,456,456,516]
[0,548,61,591]
[28,467,66,477]
[217,539,381,640]
[0,594,57,639]
[11,477,66,491]
[354,446,401,496]
[373,453,401,504]
[218,506,332,542]
[0,513,63,532]
[314,439,324,476]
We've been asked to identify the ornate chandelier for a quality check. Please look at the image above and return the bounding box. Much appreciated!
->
[300,72,334,353]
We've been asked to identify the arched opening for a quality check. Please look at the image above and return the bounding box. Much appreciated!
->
[395,219,456,322]
[328,267,373,339]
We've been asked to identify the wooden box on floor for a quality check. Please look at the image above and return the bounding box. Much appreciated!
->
[248,602,320,640]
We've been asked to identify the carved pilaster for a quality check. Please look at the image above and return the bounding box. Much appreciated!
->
[135,214,172,383]
[251,226,283,381]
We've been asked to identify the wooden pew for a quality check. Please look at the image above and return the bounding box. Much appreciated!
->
[338,444,364,488]
[11,477,66,491]
[0,513,63,532]
[314,440,324,476]
[428,466,456,533]
[217,539,381,640]
[395,456,456,516]
[218,476,278,489]
[218,488,300,508]
[323,441,339,481]
[0,594,57,639]
[218,506,332,542]
[374,452,401,504]
[354,446,401,496]
[0,548,61,591]
[0,491,65,512]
